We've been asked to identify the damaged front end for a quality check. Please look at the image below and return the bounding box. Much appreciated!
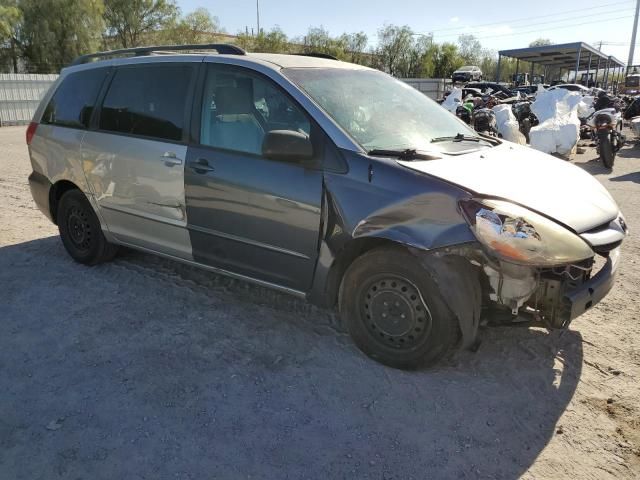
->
[460,198,626,329]
[481,251,621,328]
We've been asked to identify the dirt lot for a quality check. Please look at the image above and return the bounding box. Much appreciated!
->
[1,125,639,479]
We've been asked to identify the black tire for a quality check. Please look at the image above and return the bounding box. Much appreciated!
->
[57,189,118,265]
[598,131,615,169]
[521,117,531,143]
[339,247,459,369]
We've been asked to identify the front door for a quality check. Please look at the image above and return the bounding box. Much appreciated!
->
[185,64,323,291]
[82,62,196,259]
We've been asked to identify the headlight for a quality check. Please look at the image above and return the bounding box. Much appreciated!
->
[460,199,594,266]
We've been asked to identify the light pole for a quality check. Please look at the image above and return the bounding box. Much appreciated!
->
[256,0,261,36]
[629,0,640,73]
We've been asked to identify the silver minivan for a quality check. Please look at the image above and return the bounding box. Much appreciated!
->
[27,44,627,368]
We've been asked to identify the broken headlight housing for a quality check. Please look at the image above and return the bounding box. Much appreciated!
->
[460,199,594,266]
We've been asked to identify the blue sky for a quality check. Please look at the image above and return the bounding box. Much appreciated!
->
[178,0,639,65]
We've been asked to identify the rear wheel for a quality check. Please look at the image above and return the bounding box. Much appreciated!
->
[339,247,459,369]
[598,131,615,169]
[57,189,118,265]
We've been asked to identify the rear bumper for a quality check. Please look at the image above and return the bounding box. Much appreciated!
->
[28,170,53,222]
[561,247,621,326]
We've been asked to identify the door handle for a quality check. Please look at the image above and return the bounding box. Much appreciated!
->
[189,158,215,173]
[161,151,183,166]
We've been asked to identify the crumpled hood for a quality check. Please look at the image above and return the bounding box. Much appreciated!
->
[398,142,619,233]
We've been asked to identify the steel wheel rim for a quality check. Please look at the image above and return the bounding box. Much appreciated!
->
[360,275,433,349]
[67,205,92,251]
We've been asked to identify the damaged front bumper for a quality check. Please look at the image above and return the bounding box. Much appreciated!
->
[484,247,621,329]
[556,247,620,327]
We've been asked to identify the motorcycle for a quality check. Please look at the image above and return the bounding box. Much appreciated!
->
[511,101,538,143]
[473,107,499,137]
[587,108,625,169]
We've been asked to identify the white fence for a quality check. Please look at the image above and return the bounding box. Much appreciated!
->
[0,73,58,126]
[401,78,451,100]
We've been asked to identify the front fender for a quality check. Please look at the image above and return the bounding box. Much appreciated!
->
[307,151,476,307]
[351,191,475,249]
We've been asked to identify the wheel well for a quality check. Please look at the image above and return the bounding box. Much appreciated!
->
[49,180,80,224]
[324,237,406,308]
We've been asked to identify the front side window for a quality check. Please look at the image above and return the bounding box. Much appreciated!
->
[283,68,480,153]
[99,64,193,142]
[200,65,310,155]
[42,68,108,129]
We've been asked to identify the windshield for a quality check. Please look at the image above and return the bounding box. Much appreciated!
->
[458,66,475,71]
[283,68,478,153]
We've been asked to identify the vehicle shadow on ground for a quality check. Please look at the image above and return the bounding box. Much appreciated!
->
[0,237,583,479]
[610,172,640,183]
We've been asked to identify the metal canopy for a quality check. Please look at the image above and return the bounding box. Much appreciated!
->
[498,42,625,70]
[496,42,626,88]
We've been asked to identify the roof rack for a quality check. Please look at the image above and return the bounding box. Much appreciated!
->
[70,43,246,66]
[294,52,338,60]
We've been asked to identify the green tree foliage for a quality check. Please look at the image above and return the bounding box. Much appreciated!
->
[0,1,20,39]
[236,26,290,53]
[0,0,21,72]
[300,26,348,59]
[164,7,220,45]
[375,24,415,76]
[457,34,483,65]
[431,42,465,78]
[103,0,178,48]
[19,0,104,72]
[340,31,368,64]
[529,38,552,47]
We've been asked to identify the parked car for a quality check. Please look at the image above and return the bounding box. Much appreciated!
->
[452,65,483,83]
[27,44,627,369]
[548,83,591,95]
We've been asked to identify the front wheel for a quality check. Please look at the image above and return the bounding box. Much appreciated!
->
[57,189,118,265]
[339,247,459,369]
[598,131,615,169]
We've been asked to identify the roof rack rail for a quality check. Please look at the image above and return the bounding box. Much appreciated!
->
[70,43,246,66]
[294,52,338,60]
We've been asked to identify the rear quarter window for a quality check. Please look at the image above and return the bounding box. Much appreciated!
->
[42,68,109,129]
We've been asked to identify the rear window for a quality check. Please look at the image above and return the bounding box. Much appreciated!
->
[99,64,193,142]
[42,68,108,129]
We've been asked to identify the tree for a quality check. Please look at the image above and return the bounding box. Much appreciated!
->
[340,31,368,64]
[165,7,220,45]
[104,0,178,48]
[236,26,290,53]
[529,38,552,47]
[19,0,104,73]
[432,42,464,78]
[457,34,483,65]
[0,0,21,72]
[301,26,347,59]
[375,24,415,76]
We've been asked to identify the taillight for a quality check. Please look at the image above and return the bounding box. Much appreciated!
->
[26,122,38,145]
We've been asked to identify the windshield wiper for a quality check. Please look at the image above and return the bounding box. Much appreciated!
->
[367,148,439,161]
[430,133,485,143]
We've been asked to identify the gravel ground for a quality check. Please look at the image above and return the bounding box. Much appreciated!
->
[1,125,639,479]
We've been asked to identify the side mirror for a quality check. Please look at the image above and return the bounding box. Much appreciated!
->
[262,130,313,162]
